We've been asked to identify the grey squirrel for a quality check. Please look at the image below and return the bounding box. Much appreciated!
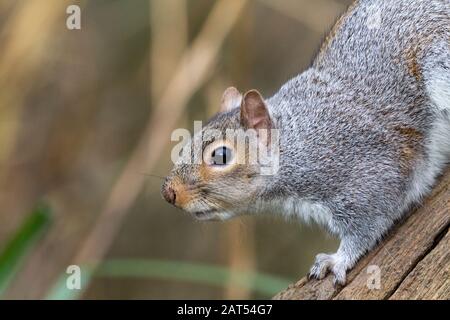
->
[161,0,450,285]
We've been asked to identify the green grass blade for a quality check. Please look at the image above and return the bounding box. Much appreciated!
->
[47,259,291,299]
[0,204,52,296]
[99,259,291,297]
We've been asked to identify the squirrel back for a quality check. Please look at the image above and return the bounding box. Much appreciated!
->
[266,0,450,215]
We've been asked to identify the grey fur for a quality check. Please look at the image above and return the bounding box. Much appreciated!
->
[163,0,450,284]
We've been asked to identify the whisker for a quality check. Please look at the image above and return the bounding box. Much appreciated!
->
[142,173,165,180]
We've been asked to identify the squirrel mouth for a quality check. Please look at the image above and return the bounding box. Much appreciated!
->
[192,210,218,221]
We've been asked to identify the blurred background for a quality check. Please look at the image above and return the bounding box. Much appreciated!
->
[0,0,352,299]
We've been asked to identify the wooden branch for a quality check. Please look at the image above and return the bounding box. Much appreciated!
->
[390,229,449,300]
[273,168,450,300]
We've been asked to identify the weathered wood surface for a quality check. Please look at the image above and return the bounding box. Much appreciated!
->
[274,168,450,300]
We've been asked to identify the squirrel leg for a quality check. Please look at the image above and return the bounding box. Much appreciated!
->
[308,235,371,286]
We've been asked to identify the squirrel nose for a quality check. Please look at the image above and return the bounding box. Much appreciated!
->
[162,185,177,205]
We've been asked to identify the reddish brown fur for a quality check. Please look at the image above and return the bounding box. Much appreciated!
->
[394,126,423,175]
[404,47,422,81]
[171,177,190,208]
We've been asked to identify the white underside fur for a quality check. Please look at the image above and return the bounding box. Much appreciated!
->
[404,75,450,211]
[268,197,334,231]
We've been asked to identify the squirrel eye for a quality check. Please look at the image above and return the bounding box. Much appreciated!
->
[211,146,233,166]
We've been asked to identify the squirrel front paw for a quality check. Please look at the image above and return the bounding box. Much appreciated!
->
[308,253,348,286]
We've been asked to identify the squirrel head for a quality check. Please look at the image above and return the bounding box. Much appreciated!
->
[161,87,279,221]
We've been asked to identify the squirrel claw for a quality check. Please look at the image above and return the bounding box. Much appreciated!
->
[308,253,333,280]
[332,267,347,287]
[306,272,316,280]
[308,253,348,286]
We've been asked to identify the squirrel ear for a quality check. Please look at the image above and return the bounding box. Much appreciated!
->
[220,87,242,112]
[240,90,272,131]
